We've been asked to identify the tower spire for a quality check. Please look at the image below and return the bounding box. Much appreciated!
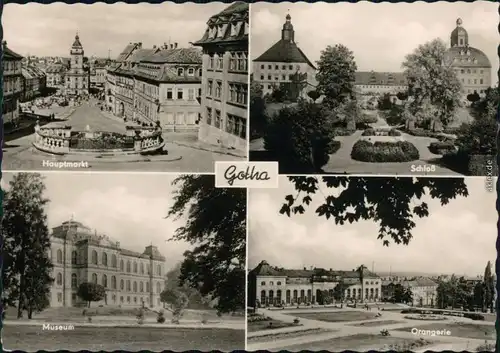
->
[281,12,295,42]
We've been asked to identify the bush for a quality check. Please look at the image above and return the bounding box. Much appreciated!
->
[455,117,496,156]
[351,140,419,163]
[428,141,456,155]
[357,113,378,124]
[362,128,376,136]
[293,318,300,324]
[405,128,440,138]
[464,313,485,321]
[157,311,166,323]
[388,129,401,137]
[247,314,271,323]
[333,127,355,136]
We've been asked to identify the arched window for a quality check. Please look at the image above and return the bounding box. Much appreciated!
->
[102,274,108,288]
[57,249,63,263]
[57,273,63,285]
[157,282,161,293]
[133,281,137,292]
[111,254,117,268]
[146,282,150,292]
[71,274,77,288]
[133,262,138,273]
[92,273,98,284]
[140,282,144,292]
[126,261,131,273]
[140,263,144,274]
[92,250,98,265]
[120,260,124,270]
[260,290,266,304]
[120,279,124,290]
[102,253,108,266]
[111,276,116,289]
[71,251,77,265]
[126,280,131,291]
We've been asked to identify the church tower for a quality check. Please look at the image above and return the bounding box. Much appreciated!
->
[66,32,88,96]
[281,14,295,43]
[450,18,468,48]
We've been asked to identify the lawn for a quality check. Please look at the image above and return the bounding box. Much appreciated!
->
[292,310,379,323]
[248,328,337,343]
[280,333,431,351]
[3,325,245,351]
[247,318,298,333]
[350,319,404,327]
[395,322,495,340]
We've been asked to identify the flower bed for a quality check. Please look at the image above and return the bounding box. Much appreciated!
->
[247,314,271,323]
[404,314,447,321]
[428,141,457,155]
[351,140,419,162]
[69,132,135,150]
[400,308,485,321]
[362,128,401,137]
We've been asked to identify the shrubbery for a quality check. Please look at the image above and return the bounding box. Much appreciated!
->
[388,129,401,137]
[400,308,485,321]
[351,140,419,163]
[362,128,376,136]
[333,127,355,136]
[362,128,402,137]
[428,141,456,155]
[247,314,271,323]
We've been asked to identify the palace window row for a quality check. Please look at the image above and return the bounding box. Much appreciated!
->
[206,80,248,107]
[165,87,200,101]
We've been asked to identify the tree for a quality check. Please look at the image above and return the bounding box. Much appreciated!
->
[77,282,105,308]
[467,92,481,104]
[279,177,468,246]
[164,262,210,309]
[2,173,53,318]
[250,80,268,140]
[316,44,357,108]
[160,289,189,323]
[281,71,308,102]
[307,90,321,103]
[378,93,394,110]
[471,86,499,121]
[264,100,337,173]
[396,92,408,101]
[455,114,496,156]
[402,39,462,127]
[333,280,349,307]
[473,281,485,311]
[167,175,246,314]
[483,261,495,312]
[392,284,406,303]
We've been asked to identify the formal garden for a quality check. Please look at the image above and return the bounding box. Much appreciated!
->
[250,39,498,175]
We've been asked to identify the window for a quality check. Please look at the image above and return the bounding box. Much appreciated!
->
[480,79,484,84]
[127,296,130,303]
[216,55,223,70]
[127,280,131,291]
[208,55,214,70]
[270,281,274,285]
[188,112,197,125]
[92,250,98,265]
[176,112,185,125]
[140,282,144,292]
[140,263,144,274]
[198,69,202,77]
[260,75,264,80]
[275,65,278,70]
[261,64,264,69]
[126,261,131,272]
[226,114,246,139]
[56,273,63,285]
[277,281,282,285]
[120,260,124,271]
[187,68,195,76]
[120,279,124,290]
[111,254,117,268]
[289,65,293,70]
[261,281,265,286]
[157,265,162,276]
[166,88,173,100]
[71,251,77,264]
[57,293,63,302]
[215,81,222,99]
[177,68,184,76]
[214,109,222,129]
[177,89,184,100]
[111,276,116,289]
[57,249,63,263]
[267,75,271,80]
[71,274,77,288]
[282,75,286,80]
[188,88,195,101]
[134,262,138,273]
[133,281,137,292]
[206,107,213,125]
[92,273,98,284]
[102,274,108,288]
[207,80,213,96]
[102,253,108,266]
[146,282,150,292]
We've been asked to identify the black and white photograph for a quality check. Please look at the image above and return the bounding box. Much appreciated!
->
[249,2,498,176]
[247,176,496,351]
[2,1,248,173]
[1,172,245,351]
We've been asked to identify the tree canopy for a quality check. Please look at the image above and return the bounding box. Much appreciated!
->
[77,282,106,308]
[279,176,468,246]
[402,39,462,126]
[315,44,357,108]
[167,175,246,313]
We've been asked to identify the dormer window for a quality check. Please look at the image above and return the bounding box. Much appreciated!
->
[209,27,217,39]
[177,68,184,76]
[217,25,225,38]
[187,68,195,76]
[231,23,238,37]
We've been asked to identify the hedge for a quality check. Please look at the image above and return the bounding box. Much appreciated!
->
[400,308,485,321]
[362,128,376,136]
[333,127,356,136]
[331,140,342,155]
[428,141,456,155]
[351,140,420,162]
[362,128,401,137]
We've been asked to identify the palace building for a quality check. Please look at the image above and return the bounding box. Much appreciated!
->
[65,33,89,97]
[253,14,317,97]
[248,261,382,307]
[444,18,492,96]
[193,2,249,153]
[49,220,166,308]
[2,41,24,125]
[354,71,407,106]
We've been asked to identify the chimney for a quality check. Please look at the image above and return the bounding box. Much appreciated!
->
[303,267,306,270]
[153,45,157,49]
[138,42,142,48]
[170,44,174,49]
[174,42,178,49]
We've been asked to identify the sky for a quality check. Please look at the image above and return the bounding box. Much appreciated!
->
[248,177,496,277]
[2,2,230,58]
[251,1,498,85]
[1,172,193,270]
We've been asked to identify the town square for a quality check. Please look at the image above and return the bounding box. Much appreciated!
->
[249,1,497,176]
[247,176,496,351]
[2,2,248,172]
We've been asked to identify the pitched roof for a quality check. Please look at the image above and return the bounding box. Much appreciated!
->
[22,65,46,79]
[45,63,67,74]
[127,48,159,63]
[141,48,202,64]
[254,40,316,69]
[3,45,23,60]
[116,43,140,62]
[72,34,83,48]
[194,2,248,46]
[355,71,407,86]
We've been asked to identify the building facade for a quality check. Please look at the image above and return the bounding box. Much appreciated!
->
[90,59,109,91]
[354,71,407,107]
[253,14,317,97]
[2,41,24,125]
[248,261,382,307]
[45,63,68,88]
[49,220,166,308]
[194,2,249,153]
[381,278,438,307]
[134,46,202,131]
[65,33,89,96]
[21,64,47,101]
[444,18,492,96]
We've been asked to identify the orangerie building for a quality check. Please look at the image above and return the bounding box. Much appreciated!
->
[49,220,166,308]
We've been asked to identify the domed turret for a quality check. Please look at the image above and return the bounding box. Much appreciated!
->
[450,18,468,47]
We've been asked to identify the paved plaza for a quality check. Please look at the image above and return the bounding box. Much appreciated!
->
[247,306,495,352]
[3,99,243,172]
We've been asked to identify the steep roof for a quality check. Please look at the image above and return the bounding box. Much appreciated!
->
[3,45,23,60]
[46,63,67,74]
[22,66,46,79]
[116,43,140,62]
[355,71,407,86]
[127,48,159,63]
[444,46,491,68]
[141,48,202,64]
[72,34,83,48]
[254,40,315,69]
